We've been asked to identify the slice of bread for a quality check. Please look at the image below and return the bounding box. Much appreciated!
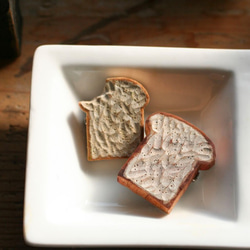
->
[79,77,150,161]
[117,112,216,214]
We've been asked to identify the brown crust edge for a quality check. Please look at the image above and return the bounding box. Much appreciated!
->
[117,112,216,213]
[79,77,150,161]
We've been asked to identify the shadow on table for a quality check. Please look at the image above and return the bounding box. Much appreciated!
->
[0,127,28,248]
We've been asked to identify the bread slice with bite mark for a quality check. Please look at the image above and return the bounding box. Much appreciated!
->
[79,77,150,161]
[117,112,216,214]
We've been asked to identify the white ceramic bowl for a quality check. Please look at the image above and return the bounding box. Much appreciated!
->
[24,45,250,247]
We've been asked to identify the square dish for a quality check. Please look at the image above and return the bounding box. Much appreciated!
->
[24,45,250,247]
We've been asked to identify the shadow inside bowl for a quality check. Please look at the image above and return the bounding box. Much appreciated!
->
[64,65,237,221]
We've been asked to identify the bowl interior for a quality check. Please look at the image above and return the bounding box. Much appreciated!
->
[48,65,236,221]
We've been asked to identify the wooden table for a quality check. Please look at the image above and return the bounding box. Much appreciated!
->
[1,0,250,248]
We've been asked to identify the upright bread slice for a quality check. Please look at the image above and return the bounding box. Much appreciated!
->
[79,77,150,161]
[117,112,216,214]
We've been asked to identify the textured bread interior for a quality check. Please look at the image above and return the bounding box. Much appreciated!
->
[79,77,150,161]
[118,112,216,213]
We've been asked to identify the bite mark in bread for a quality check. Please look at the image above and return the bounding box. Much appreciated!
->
[79,77,150,161]
[117,112,216,213]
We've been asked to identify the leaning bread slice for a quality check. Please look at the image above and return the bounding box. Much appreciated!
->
[117,112,215,214]
[79,77,150,161]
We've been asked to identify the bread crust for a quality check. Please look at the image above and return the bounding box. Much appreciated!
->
[79,77,150,161]
[117,112,216,214]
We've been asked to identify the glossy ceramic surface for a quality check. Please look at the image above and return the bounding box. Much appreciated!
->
[24,45,250,247]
